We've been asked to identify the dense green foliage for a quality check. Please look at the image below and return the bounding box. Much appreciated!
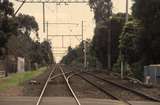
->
[119,20,144,78]
[89,0,112,69]
[61,46,80,65]
[92,13,126,68]
[89,0,160,79]
[30,40,54,66]
[16,13,39,36]
[119,20,143,65]
[89,0,112,23]
[0,0,16,49]
[132,0,160,65]
[119,0,160,79]
[0,0,54,72]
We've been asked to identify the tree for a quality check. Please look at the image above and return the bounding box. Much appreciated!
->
[0,0,16,49]
[61,39,98,68]
[89,0,112,23]
[0,1,54,73]
[118,0,160,79]
[7,33,54,72]
[0,1,17,76]
[92,13,126,68]
[16,13,39,36]
[89,0,113,69]
[119,20,145,79]
[61,46,79,65]
[40,40,54,64]
[132,0,160,65]
[119,20,143,64]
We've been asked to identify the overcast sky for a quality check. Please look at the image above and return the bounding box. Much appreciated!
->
[12,0,133,62]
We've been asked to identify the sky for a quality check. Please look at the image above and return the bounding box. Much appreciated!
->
[12,0,133,62]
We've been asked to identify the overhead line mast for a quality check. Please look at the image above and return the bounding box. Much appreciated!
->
[120,0,129,79]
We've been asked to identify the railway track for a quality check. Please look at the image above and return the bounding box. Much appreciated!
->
[88,71,160,99]
[67,71,160,105]
[36,64,58,105]
[84,72,160,103]
[35,64,160,105]
[68,73,132,105]
[35,64,82,105]
[59,65,81,105]
[85,72,160,101]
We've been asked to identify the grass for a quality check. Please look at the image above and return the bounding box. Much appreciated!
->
[0,67,47,92]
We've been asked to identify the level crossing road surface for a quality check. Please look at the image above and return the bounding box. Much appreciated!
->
[0,97,160,105]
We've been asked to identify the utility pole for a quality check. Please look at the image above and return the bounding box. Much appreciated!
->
[121,0,129,79]
[107,18,111,71]
[107,0,112,71]
[126,0,129,23]
[43,2,45,32]
[46,21,48,40]
[82,21,86,70]
[84,41,87,70]
[82,21,84,42]
[62,35,64,48]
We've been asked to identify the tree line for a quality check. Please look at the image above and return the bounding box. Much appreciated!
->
[61,39,99,68]
[0,0,54,74]
[61,0,160,79]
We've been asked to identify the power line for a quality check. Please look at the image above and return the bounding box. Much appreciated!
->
[14,0,26,15]
[46,4,55,13]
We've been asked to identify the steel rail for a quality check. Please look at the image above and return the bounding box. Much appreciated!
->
[67,71,83,80]
[49,71,73,81]
[75,73,132,105]
[49,69,82,81]
[66,71,131,105]
[36,64,57,105]
[85,72,160,102]
[58,64,81,105]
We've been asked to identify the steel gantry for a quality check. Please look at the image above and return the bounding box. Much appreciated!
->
[46,21,83,48]
[15,0,88,3]
[46,21,84,57]
[15,0,88,32]
[15,0,88,68]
